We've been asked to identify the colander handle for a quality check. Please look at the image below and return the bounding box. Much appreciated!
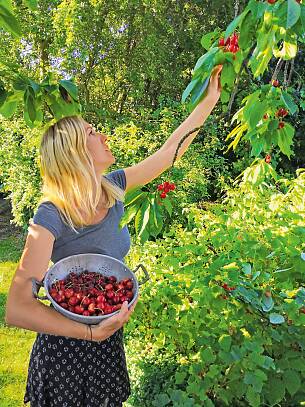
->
[132,264,150,286]
[32,278,48,300]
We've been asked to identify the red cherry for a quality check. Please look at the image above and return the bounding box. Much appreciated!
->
[272,79,279,87]
[81,296,90,307]
[157,184,164,191]
[64,288,74,299]
[59,302,68,309]
[88,303,96,314]
[265,154,271,164]
[105,283,113,291]
[278,121,285,129]
[218,38,225,47]
[126,281,133,289]
[82,310,90,316]
[68,306,75,313]
[74,305,84,314]
[263,114,269,120]
[267,0,277,3]
[126,291,134,299]
[106,291,115,299]
[160,192,167,199]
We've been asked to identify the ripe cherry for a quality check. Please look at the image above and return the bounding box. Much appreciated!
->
[267,0,277,3]
[157,184,164,191]
[278,121,285,129]
[74,305,84,314]
[263,114,269,120]
[265,154,271,164]
[218,38,225,47]
[272,79,279,87]
[160,192,167,199]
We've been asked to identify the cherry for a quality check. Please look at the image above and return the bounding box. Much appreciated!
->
[267,0,277,3]
[108,276,117,283]
[59,302,68,309]
[88,303,96,314]
[68,296,79,306]
[272,79,279,87]
[126,281,133,289]
[278,121,285,129]
[265,154,271,164]
[82,310,90,316]
[74,305,84,314]
[126,291,134,299]
[65,288,74,299]
[105,283,113,291]
[263,114,269,120]
[81,296,91,307]
[106,291,115,299]
[218,38,225,47]
[160,192,167,199]
[157,184,164,191]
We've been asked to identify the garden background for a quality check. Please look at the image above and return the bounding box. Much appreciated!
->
[0,0,305,406]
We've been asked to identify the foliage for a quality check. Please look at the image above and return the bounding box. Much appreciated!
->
[125,172,305,407]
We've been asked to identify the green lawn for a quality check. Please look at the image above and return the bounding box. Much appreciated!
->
[0,235,36,407]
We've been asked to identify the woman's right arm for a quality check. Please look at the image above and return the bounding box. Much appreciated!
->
[5,224,135,341]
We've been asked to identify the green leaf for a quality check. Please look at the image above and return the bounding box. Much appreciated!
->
[0,4,21,38]
[239,10,257,49]
[283,370,301,396]
[278,124,294,158]
[24,0,38,10]
[262,295,274,312]
[200,347,216,364]
[0,92,19,118]
[269,313,285,324]
[182,78,200,104]
[152,393,170,407]
[135,199,150,237]
[190,75,211,108]
[218,335,232,352]
[246,387,260,407]
[249,100,268,129]
[193,47,218,73]
[201,30,218,50]
[119,204,139,229]
[162,198,172,216]
[287,0,301,29]
[273,38,298,60]
[281,91,298,115]
[220,62,235,89]
[124,188,145,207]
[225,10,248,39]
[175,371,187,385]
[59,79,78,101]
[265,378,285,405]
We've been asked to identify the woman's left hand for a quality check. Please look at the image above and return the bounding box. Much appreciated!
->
[206,65,223,104]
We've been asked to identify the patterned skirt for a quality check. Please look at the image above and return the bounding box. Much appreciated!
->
[23,328,130,407]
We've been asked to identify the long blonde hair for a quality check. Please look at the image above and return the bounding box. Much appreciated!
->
[38,115,124,232]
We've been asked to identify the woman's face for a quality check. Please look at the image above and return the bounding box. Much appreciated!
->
[84,122,115,172]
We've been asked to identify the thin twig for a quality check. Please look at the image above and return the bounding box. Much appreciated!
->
[287,59,295,87]
[271,58,283,81]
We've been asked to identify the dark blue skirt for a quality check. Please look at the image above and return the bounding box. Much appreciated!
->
[24,328,130,407]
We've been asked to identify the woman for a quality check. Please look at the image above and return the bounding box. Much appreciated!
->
[5,65,222,407]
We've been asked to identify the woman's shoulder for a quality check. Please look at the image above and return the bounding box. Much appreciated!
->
[30,201,64,240]
[105,169,126,191]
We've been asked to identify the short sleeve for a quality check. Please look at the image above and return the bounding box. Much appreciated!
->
[105,169,126,191]
[30,202,63,240]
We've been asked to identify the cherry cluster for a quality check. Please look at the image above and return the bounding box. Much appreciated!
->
[49,271,134,316]
[218,33,239,53]
[276,108,288,118]
[222,283,236,291]
[157,181,176,199]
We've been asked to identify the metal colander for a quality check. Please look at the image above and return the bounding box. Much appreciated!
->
[32,253,150,325]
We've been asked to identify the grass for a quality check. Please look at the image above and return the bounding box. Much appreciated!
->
[0,236,134,407]
[0,235,36,407]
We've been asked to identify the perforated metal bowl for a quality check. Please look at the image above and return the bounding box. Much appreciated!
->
[32,253,150,325]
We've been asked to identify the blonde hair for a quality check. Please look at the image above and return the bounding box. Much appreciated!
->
[38,115,124,232]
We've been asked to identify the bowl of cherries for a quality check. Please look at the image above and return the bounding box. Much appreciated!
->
[32,253,150,324]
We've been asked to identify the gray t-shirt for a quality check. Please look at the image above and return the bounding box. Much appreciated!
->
[31,169,131,264]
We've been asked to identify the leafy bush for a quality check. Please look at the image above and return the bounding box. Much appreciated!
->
[125,172,305,407]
